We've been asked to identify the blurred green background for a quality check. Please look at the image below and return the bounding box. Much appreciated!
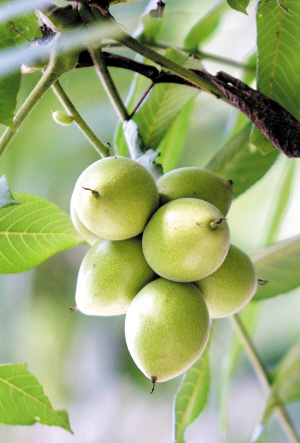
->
[0,0,300,441]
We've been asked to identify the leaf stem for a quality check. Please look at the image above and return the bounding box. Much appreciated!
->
[88,45,129,121]
[112,30,229,101]
[230,314,300,443]
[101,42,256,72]
[51,80,110,158]
[0,67,60,159]
[0,41,77,159]
[153,42,256,73]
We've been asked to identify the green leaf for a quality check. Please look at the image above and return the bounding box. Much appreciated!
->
[158,99,195,173]
[219,303,262,435]
[206,123,279,199]
[0,193,83,274]
[226,0,250,14]
[251,0,300,152]
[251,236,300,300]
[137,1,165,44]
[184,0,228,50]
[0,363,72,432]
[174,326,213,443]
[265,158,297,244]
[114,49,199,157]
[7,12,43,41]
[271,341,300,404]
[262,341,300,423]
[0,22,21,127]
[138,13,164,44]
[0,176,19,209]
[133,48,200,150]
[0,3,42,126]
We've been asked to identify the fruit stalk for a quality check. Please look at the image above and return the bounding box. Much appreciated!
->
[0,37,78,159]
[112,27,229,101]
[51,80,110,158]
[230,314,300,443]
[88,45,130,122]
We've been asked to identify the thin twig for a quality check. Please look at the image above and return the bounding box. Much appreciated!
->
[101,42,256,72]
[230,314,300,443]
[51,80,110,158]
[0,61,64,159]
[88,45,129,121]
[128,82,155,119]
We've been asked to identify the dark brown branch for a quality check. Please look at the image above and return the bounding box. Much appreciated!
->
[77,50,160,79]
[211,71,300,158]
[26,36,299,158]
[76,51,300,158]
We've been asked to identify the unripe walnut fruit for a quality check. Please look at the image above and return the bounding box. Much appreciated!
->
[70,191,99,245]
[73,156,159,240]
[195,244,258,318]
[75,236,156,316]
[157,167,234,215]
[142,198,230,282]
[125,278,210,384]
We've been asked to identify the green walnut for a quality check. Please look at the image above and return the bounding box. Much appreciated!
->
[142,198,230,282]
[125,278,210,387]
[195,244,258,318]
[73,156,159,240]
[75,236,156,316]
[70,191,99,245]
[157,167,234,216]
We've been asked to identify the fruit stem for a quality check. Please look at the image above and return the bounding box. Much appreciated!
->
[210,218,225,229]
[150,377,157,394]
[230,314,300,443]
[51,79,110,158]
[69,307,79,313]
[88,45,130,122]
[101,42,256,73]
[82,187,99,197]
[0,53,69,159]
[112,28,230,102]
[0,32,82,158]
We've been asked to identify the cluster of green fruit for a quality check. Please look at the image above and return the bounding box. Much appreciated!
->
[70,156,258,390]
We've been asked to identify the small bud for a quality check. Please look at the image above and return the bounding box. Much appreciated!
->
[52,110,74,126]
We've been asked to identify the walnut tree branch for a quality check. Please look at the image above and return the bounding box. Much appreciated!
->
[75,50,300,158]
